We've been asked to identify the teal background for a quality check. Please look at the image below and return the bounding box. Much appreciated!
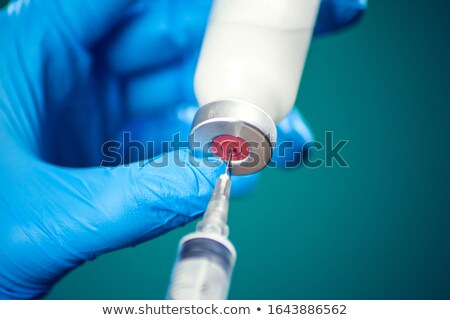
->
[2,0,450,299]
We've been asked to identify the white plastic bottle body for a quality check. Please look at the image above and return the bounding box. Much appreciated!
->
[194,0,320,124]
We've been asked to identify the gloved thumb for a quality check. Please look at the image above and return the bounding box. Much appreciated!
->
[37,149,224,261]
[0,149,224,298]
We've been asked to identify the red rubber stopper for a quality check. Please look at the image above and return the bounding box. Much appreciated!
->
[211,135,251,161]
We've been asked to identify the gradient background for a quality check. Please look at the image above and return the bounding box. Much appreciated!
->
[1,0,449,299]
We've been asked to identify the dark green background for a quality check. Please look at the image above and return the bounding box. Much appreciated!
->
[2,0,450,299]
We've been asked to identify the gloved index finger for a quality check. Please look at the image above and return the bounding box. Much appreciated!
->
[105,0,213,75]
[44,0,138,46]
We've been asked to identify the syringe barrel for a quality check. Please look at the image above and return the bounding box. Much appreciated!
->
[167,233,236,300]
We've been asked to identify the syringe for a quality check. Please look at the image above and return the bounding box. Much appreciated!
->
[167,156,236,300]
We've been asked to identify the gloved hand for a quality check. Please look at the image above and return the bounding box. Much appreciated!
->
[0,0,365,299]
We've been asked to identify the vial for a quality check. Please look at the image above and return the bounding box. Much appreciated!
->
[190,0,320,175]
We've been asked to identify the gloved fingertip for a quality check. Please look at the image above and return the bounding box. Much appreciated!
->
[314,0,367,35]
[271,108,314,169]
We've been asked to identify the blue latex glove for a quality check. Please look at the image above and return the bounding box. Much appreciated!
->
[315,0,367,35]
[0,0,365,299]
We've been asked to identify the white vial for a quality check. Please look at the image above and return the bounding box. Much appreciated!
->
[194,0,320,124]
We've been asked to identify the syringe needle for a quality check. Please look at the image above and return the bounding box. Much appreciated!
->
[225,152,232,177]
